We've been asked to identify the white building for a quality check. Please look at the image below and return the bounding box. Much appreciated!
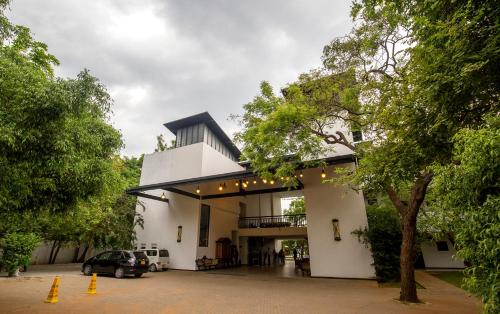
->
[128,112,375,278]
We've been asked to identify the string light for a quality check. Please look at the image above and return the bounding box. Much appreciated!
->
[196,186,200,194]
[321,169,326,179]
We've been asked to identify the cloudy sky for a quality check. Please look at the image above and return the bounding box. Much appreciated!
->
[7,0,353,156]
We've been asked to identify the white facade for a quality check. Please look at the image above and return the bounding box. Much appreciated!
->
[421,239,465,269]
[133,113,375,278]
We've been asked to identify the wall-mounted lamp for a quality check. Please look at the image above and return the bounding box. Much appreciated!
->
[332,219,341,241]
[177,226,182,243]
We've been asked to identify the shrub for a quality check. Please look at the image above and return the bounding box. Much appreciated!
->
[353,203,402,282]
[0,233,40,276]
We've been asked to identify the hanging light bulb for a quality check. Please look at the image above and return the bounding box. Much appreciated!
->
[262,179,267,184]
[299,171,304,178]
[321,169,326,178]
[235,181,239,187]
[242,182,248,188]
[270,179,275,185]
[160,192,167,200]
[253,179,257,184]
[196,186,200,194]
[218,183,223,191]
[245,180,249,185]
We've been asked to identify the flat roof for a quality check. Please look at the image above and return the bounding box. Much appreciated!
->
[163,112,241,158]
[126,154,355,194]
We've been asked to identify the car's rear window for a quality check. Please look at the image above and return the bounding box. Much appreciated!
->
[133,251,147,259]
[145,250,157,256]
[159,249,169,257]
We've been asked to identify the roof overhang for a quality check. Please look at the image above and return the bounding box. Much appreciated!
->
[163,112,241,159]
[126,154,356,201]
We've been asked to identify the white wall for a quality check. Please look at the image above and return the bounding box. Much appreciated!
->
[421,239,465,269]
[196,197,240,259]
[303,164,375,279]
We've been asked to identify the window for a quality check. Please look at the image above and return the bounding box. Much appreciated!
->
[436,241,449,251]
[159,250,169,257]
[352,130,363,142]
[151,243,158,249]
[140,243,146,249]
[146,250,157,256]
[110,251,123,260]
[199,204,210,247]
[96,252,112,260]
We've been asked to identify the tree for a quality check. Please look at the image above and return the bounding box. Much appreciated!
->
[155,134,176,152]
[0,233,40,277]
[0,2,124,273]
[282,198,308,256]
[428,116,499,313]
[236,0,498,303]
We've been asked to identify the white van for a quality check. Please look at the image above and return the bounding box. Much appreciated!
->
[141,249,169,272]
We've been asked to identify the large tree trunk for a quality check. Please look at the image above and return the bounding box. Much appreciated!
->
[399,211,418,302]
[77,245,89,263]
[386,172,433,303]
[48,240,58,264]
[72,245,80,263]
[50,243,61,264]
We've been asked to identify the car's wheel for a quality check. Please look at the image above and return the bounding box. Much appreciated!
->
[149,264,157,272]
[134,273,143,278]
[114,267,125,279]
[83,265,93,276]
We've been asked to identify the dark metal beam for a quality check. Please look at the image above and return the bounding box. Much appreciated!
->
[130,192,169,203]
[164,187,200,200]
[201,185,303,200]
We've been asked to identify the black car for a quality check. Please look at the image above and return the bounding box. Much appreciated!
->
[82,250,149,278]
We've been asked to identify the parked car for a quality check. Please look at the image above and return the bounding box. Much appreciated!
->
[141,249,169,272]
[82,250,149,278]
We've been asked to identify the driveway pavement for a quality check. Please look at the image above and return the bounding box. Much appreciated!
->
[0,264,481,313]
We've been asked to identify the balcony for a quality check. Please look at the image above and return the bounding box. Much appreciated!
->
[238,214,307,229]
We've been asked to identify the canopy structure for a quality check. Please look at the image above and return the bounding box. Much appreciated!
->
[126,155,356,202]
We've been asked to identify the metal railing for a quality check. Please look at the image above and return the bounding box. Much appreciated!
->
[238,214,307,229]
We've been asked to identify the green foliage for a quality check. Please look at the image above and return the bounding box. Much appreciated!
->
[0,233,40,275]
[430,117,499,313]
[282,198,308,255]
[353,201,402,282]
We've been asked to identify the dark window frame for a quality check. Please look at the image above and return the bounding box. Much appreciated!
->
[198,204,210,247]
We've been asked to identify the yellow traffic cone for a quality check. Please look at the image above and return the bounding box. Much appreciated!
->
[87,273,97,295]
[44,276,60,304]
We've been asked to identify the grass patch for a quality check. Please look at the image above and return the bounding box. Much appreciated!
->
[429,271,464,289]
[379,281,424,289]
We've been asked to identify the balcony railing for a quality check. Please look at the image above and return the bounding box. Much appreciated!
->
[238,214,307,229]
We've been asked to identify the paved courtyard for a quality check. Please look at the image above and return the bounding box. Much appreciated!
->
[0,264,481,313]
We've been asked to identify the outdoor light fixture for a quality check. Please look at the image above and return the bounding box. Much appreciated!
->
[270,180,275,185]
[196,186,200,194]
[235,181,239,187]
[299,171,304,178]
[253,179,257,184]
[218,184,223,191]
[160,192,167,200]
[321,169,327,179]
[332,219,341,241]
[242,182,248,188]
[177,226,182,243]
[262,179,267,184]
